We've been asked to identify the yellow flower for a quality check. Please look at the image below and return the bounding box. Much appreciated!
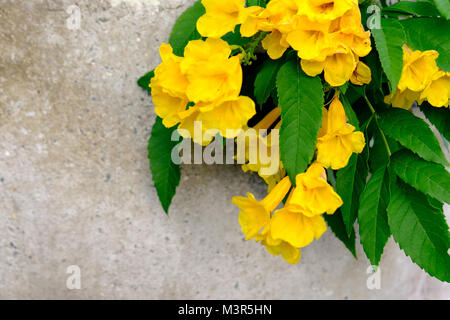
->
[270,191,328,248]
[232,177,301,264]
[240,6,265,38]
[333,6,372,58]
[301,45,357,87]
[197,0,265,38]
[398,45,440,92]
[262,30,291,60]
[181,38,243,103]
[286,16,332,61]
[262,236,301,264]
[317,96,365,169]
[151,40,256,144]
[197,0,246,38]
[259,0,299,59]
[419,71,450,108]
[232,176,291,240]
[288,162,343,216]
[350,61,372,86]
[384,88,420,110]
[299,0,357,22]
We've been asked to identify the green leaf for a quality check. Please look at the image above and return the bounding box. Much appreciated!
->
[222,26,252,47]
[388,179,450,282]
[391,149,450,204]
[369,130,401,172]
[400,18,450,71]
[420,103,450,142]
[246,0,268,7]
[277,59,324,182]
[324,211,357,258]
[137,70,155,95]
[433,0,450,19]
[169,1,205,56]
[382,1,441,17]
[372,18,407,90]
[148,117,181,213]
[336,152,369,236]
[358,166,391,266]
[254,59,283,107]
[379,108,448,166]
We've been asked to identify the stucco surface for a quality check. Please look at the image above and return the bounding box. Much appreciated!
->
[0,0,449,299]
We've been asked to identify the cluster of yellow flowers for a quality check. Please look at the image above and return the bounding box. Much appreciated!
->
[197,0,372,87]
[385,45,450,109]
[150,38,256,144]
[233,163,343,264]
[235,95,365,263]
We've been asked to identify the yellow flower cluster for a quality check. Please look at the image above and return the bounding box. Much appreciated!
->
[233,163,343,264]
[150,38,256,145]
[385,45,450,109]
[235,95,364,263]
[197,0,372,87]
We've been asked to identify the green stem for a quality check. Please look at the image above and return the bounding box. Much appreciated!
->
[363,94,392,157]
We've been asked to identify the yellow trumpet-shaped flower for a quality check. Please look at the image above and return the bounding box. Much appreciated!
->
[261,233,301,264]
[384,88,420,110]
[301,45,357,87]
[317,96,366,170]
[419,71,450,108]
[270,190,328,249]
[259,0,299,59]
[197,0,246,38]
[181,38,243,103]
[288,163,343,216]
[197,0,264,38]
[299,0,357,22]
[287,16,332,61]
[232,177,302,264]
[151,39,256,145]
[232,176,291,240]
[350,61,372,86]
[398,45,440,92]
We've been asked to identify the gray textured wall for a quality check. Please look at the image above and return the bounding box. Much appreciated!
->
[0,0,449,299]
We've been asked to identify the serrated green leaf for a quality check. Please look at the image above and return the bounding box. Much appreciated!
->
[391,149,450,204]
[169,1,205,56]
[388,179,450,282]
[358,166,391,266]
[420,103,450,142]
[372,18,406,91]
[137,70,154,95]
[379,108,448,166]
[400,18,450,71]
[254,59,283,107]
[382,1,441,17]
[324,210,357,258]
[277,59,324,183]
[433,0,450,19]
[148,117,181,214]
[336,152,369,236]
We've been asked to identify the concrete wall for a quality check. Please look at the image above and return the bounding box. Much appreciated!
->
[0,0,449,299]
